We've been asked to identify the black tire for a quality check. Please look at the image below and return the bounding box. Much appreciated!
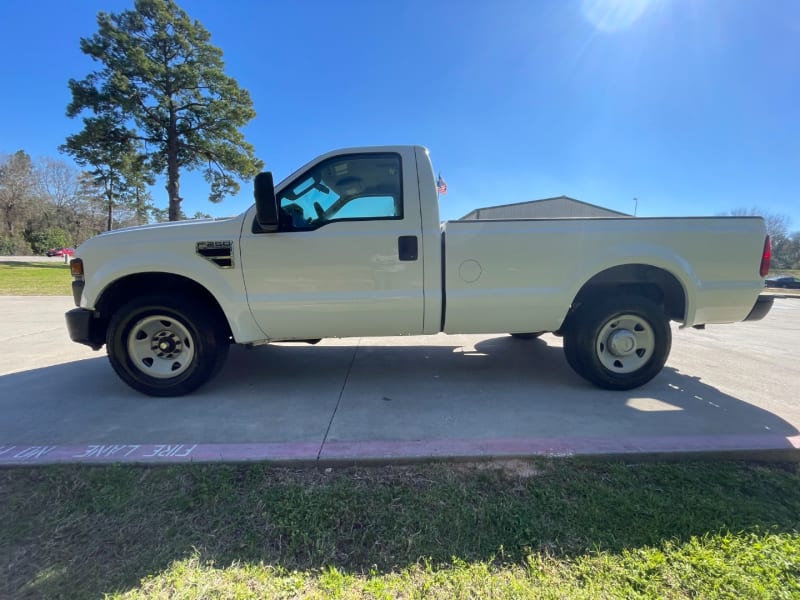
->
[106,294,229,397]
[562,295,671,390]
[510,332,543,339]
[562,325,585,376]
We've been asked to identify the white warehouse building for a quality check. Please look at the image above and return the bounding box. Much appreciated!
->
[460,196,631,220]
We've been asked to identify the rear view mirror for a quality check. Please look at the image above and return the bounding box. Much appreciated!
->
[254,172,279,232]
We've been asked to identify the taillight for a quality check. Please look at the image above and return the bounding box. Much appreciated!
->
[760,235,771,277]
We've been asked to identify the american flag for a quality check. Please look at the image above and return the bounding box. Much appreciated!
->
[436,173,447,195]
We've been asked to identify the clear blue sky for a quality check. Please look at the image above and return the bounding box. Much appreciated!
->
[1,0,798,227]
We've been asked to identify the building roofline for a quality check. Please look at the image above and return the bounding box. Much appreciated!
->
[460,196,632,219]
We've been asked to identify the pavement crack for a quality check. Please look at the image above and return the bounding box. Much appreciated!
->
[317,338,361,462]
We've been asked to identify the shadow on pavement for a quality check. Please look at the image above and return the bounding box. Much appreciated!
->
[0,334,796,446]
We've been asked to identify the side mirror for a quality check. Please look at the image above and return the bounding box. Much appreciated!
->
[254,172,279,232]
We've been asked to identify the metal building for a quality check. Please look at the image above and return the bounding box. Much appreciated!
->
[460,196,631,220]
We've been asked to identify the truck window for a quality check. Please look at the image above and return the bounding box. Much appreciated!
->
[277,154,403,230]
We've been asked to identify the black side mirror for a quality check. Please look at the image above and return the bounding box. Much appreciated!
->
[254,172,279,232]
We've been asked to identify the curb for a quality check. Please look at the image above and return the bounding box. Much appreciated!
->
[2,434,799,467]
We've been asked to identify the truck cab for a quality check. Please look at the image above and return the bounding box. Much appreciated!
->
[241,146,442,340]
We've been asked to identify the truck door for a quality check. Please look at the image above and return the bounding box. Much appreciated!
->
[239,151,425,339]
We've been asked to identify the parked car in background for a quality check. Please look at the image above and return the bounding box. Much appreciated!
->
[765,275,800,289]
[46,248,75,257]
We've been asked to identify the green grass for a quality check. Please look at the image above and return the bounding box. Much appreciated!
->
[1,460,799,599]
[0,261,72,295]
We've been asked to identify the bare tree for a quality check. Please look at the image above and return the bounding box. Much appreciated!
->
[0,151,40,253]
[724,208,794,269]
[38,158,82,213]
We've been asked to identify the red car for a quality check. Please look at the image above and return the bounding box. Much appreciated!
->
[46,247,75,257]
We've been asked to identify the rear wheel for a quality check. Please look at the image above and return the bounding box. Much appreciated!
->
[563,295,671,390]
[106,295,229,397]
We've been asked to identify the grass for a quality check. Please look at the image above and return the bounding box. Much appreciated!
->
[0,261,72,295]
[1,460,799,599]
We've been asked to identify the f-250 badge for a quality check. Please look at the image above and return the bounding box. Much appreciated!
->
[196,240,234,268]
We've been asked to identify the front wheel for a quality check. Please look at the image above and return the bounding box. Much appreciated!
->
[106,295,229,397]
[563,295,671,390]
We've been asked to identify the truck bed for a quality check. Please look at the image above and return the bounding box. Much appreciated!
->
[442,216,766,333]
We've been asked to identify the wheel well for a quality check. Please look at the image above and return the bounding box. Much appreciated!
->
[92,273,232,345]
[567,264,686,326]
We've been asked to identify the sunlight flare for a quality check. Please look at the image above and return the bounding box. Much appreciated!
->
[582,0,652,31]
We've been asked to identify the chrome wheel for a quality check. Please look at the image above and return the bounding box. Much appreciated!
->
[595,314,655,374]
[127,315,195,379]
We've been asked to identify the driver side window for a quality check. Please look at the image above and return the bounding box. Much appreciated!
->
[277,154,402,231]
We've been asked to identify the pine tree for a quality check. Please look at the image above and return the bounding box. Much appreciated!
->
[66,0,263,221]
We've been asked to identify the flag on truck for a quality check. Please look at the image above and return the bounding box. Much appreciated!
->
[436,173,447,195]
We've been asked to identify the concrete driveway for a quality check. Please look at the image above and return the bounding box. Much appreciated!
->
[0,295,798,465]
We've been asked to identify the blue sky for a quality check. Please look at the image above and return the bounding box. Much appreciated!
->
[1,0,798,227]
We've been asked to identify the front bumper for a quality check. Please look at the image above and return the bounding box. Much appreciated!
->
[744,294,774,322]
[65,308,104,350]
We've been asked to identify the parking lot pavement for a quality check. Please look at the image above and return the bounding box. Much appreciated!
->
[0,296,798,465]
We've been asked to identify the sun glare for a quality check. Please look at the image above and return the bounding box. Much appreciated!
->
[581,0,652,32]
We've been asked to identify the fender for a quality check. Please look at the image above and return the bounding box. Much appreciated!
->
[75,218,266,344]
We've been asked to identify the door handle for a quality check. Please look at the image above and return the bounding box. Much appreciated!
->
[398,236,418,261]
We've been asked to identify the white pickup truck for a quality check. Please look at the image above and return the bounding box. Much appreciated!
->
[65,145,773,396]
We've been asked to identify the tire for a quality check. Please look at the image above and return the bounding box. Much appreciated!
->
[106,294,229,397]
[562,325,585,376]
[562,295,671,390]
[510,332,543,339]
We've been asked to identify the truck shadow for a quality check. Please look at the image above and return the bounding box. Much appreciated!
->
[0,334,796,446]
[215,334,798,440]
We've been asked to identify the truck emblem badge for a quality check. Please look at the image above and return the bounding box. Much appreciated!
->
[196,240,234,268]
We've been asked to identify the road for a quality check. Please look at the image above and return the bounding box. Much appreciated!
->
[0,295,798,465]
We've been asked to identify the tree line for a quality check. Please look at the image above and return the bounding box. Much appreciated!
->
[0,149,213,255]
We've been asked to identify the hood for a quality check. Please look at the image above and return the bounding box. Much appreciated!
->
[76,214,246,258]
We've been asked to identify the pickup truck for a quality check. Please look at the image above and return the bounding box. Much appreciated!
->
[65,145,774,396]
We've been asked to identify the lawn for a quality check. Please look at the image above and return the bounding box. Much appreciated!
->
[1,460,798,599]
[0,261,72,295]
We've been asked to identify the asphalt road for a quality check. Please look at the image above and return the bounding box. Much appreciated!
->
[0,295,798,465]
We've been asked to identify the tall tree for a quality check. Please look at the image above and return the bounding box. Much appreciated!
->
[62,115,152,231]
[66,0,263,221]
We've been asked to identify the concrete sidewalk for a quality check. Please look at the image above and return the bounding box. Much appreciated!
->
[1,296,798,466]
